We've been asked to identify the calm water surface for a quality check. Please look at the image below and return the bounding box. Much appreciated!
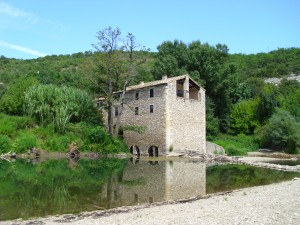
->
[0,158,299,221]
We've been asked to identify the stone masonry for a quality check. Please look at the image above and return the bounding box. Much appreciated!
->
[105,74,206,156]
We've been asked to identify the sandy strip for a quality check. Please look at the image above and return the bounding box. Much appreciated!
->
[2,178,300,225]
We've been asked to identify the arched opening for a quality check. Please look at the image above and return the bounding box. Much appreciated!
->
[148,146,159,157]
[130,145,140,157]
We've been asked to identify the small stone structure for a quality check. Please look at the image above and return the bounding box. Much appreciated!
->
[100,75,206,156]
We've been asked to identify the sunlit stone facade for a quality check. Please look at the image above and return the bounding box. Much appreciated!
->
[107,75,206,156]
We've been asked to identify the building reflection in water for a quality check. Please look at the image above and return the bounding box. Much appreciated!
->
[101,159,206,208]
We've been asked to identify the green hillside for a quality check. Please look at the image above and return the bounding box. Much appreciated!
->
[1,44,299,154]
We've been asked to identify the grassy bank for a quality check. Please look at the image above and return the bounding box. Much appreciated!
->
[0,113,128,154]
[212,134,259,156]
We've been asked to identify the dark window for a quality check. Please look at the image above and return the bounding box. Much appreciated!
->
[114,107,119,117]
[135,107,139,115]
[150,105,154,113]
[150,88,154,98]
[135,92,139,100]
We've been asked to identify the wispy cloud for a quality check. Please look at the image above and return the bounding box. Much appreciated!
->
[0,40,47,57]
[0,1,38,28]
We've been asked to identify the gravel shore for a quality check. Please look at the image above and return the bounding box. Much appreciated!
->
[2,178,300,225]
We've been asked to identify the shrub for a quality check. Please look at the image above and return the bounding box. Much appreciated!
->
[0,134,10,153]
[225,145,246,156]
[0,76,39,115]
[257,109,300,153]
[213,134,258,156]
[0,114,35,137]
[87,127,110,144]
[13,132,37,153]
[25,84,99,134]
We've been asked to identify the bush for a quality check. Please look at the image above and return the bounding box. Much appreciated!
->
[0,134,10,153]
[226,145,246,156]
[0,114,35,137]
[87,127,110,144]
[13,132,37,153]
[213,134,258,156]
[257,109,300,153]
[0,76,39,115]
[25,84,99,134]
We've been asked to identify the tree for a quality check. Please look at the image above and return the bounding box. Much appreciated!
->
[92,27,123,137]
[93,27,147,137]
[152,40,237,131]
[257,109,300,153]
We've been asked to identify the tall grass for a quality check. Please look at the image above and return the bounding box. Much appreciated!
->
[212,134,259,156]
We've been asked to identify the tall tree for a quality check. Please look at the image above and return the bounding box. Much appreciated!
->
[93,27,146,137]
[93,27,122,137]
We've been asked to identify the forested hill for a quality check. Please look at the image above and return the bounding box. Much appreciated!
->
[0,45,300,154]
[1,47,300,96]
[228,48,300,79]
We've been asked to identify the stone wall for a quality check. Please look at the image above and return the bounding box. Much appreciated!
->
[121,84,167,155]
[166,80,206,153]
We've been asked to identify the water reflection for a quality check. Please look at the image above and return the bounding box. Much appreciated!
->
[100,159,206,208]
[0,158,299,221]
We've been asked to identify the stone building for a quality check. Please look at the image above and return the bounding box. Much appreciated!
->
[103,74,206,156]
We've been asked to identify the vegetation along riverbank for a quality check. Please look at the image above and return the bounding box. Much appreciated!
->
[1,28,300,155]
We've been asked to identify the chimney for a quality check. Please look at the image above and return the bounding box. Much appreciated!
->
[140,81,144,85]
[162,75,168,80]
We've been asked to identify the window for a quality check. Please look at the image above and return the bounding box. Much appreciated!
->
[135,107,139,115]
[150,105,154,113]
[135,92,139,100]
[114,106,119,117]
[150,88,154,98]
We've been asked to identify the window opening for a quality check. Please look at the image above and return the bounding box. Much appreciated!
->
[114,106,119,117]
[135,92,139,100]
[150,88,154,98]
[150,105,154,113]
[135,107,139,115]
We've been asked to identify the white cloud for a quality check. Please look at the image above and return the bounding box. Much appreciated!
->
[0,40,47,57]
[0,1,38,28]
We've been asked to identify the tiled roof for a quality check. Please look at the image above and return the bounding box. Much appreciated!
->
[126,74,201,91]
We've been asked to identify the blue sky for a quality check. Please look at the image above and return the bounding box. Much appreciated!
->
[0,0,299,59]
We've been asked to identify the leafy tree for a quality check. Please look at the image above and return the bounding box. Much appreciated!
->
[206,97,220,139]
[230,98,260,135]
[0,76,39,115]
[277,79,300,118]
[257,109,300,153]
[257,84,279,124]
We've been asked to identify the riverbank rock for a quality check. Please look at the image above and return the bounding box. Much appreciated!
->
[206,141,225,155]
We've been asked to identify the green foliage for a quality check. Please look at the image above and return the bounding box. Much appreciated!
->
[122,125,146,134]
[13,132,37,153]
[230,98,260,134]
[257,84,279,123]
[0,76,39,115]
[25,84,99,134]
[0,135,10,153]
[257,109,300,153]
[0,114,35,138]
[213,134,259,156]
[277,80,300,118]
[87,126,110,144]
[206,97,220,139]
